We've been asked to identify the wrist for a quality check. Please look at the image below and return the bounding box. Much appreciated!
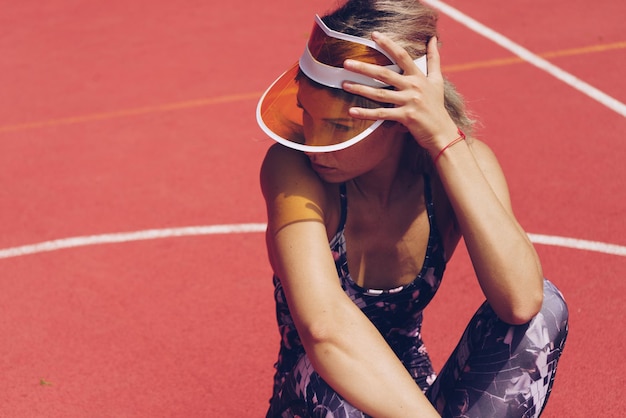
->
[422,122,461,155]
[431,128,467,164]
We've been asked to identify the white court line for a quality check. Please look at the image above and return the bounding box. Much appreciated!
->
[0,224,267,260]
[528,233,626,256]
[422,0,626,117]
[0,224,624,260]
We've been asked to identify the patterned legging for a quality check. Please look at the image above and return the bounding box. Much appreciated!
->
[426,279,569,417]
[268,280,569,418]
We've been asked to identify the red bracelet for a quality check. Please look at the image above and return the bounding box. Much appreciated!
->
[433,128,466,165]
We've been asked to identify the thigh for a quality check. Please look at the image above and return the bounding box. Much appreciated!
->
[427,280,569,418]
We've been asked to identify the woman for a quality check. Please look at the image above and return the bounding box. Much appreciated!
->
[257,0,569,416]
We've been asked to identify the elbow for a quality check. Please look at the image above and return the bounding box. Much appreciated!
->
[499,287,544,325]
[502,307,540,325]
[300,318,341,347]
[292,295,358,352]
[297,307,355,355]
[295,298,357,347]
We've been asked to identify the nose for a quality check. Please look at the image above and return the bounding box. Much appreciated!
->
[303,150,331,163]
[303,150,319,160]
[302,121,335,149]
[302,131,327,148]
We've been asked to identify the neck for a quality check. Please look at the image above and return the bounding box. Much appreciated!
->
[349,140,416,208]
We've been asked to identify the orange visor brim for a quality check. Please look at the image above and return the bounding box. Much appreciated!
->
[256,15,426,153]
[256,63,384,153]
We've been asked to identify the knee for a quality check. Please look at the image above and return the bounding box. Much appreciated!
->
[542,280,569,324]
[532,279,569,349]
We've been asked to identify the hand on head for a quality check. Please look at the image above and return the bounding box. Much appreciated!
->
[342,33,460,154]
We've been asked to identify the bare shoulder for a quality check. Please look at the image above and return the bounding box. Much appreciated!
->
[260,144,333,234]
[261,144,317,192]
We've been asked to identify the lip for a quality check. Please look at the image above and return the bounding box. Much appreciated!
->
[310,162,336,173]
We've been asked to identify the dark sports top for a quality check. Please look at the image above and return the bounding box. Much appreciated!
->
[271,174,447,392]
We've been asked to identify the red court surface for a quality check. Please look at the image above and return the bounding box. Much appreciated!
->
[1,0,624,416]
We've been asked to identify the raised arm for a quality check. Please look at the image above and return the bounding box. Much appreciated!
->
[433,137,544,324]
[343,34,544,324]
[261,144,440,417]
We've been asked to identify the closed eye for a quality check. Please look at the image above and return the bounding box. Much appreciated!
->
[328,121,352,131]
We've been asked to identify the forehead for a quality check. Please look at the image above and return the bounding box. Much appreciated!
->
[296,77,357,115]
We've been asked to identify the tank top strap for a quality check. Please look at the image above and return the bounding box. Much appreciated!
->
[423,173,434,212]
[336,182,348,235]
[423,173,440,235]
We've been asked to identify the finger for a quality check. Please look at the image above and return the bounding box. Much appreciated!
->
[371,31,425,77]
[348,105,401,122]
[426,36,443,81]
[343,59,406,90]
[342,81,404,106]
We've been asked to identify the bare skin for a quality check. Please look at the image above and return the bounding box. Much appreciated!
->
[261,34,543,418]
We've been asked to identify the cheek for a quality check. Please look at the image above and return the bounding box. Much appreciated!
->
[332,149,371,171]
